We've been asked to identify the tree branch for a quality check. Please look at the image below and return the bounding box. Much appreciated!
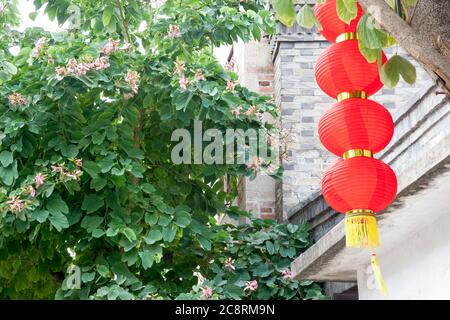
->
[115,0,132,44]
[359,0,450,95]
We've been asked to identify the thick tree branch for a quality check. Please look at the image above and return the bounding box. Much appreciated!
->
[359,0,450,95]
[115,0,132,44]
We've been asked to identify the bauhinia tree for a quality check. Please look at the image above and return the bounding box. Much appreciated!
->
[0,0,326,300]
[273,0,450,96]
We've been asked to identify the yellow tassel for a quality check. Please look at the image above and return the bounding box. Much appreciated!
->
[371,254,388,296]
[345,210,379,248]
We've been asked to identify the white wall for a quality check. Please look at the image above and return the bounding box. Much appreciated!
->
[358,208,450,300]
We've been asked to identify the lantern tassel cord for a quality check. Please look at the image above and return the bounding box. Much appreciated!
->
[371,253,388,296]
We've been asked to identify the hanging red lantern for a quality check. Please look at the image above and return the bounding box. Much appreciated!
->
[322,156,397,248]
[322,157,397,214]
[318,98,394,157]
[315,40,387,99]
[314,0,395,294]
[314,0,364,43]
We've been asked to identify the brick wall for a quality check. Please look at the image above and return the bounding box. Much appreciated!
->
[232,39,277,220]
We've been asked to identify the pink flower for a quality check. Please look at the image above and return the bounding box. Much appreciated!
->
[101,38,121,55]
[51,165,66,174]
[28,186,36,198]
[155,0,166,7]
[194,69,206,81]
[7,196,26,213]
[174,61,185,75]
[32,37,47,57]
[121,43,132,51]
[226,80,235,91]
[66,58,78,74]
[246,157,262,171]
[266,164,278,175]
[35,173,45,189]
[282,269,292,281]
[55,66,68,80]
[8,93,28,107]
[168,24,181,39]
[244,105,258,117]
[125,70,141,95]
[231,106,242,117]
[179,76,188,91]
[224,258,235,271]
[75,63,89,76]
[93,57,110,71]
[225,58,236,72]
[74,159,83,167]
[201,286,213,299]
[244,280,258,292]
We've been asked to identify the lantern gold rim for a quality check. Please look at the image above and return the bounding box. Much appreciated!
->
[346,209,376,217]
[337,90,367,102]
[342,149,373,160]
[335,32,358,43]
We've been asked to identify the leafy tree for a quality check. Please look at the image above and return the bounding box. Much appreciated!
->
[0,0,324,300]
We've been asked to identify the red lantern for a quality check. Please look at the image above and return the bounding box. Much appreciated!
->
[318,98,394,157]
[314,0,364,43]
[322,157,397,214]
[315,1,395,292]
[315,40,387,99]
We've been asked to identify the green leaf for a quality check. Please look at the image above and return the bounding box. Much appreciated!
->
[121,227,137,242]
[91,177,107,191]
[380,55,417,88]
[358,41,382,63]
[81,194,105,213]
[272,0,296,27]
[296,5,321,30]
[1,61,18,75]
[357,14,389,50]
[61,144,79,158]
[162,225,177,242]
[336,0,358,25]
[106,18,117,33]
[0,150,13,167]
[102,6,114,27]
[174,210,192,228]
[99,155,115,173]
[47,196,69,214]
[83,161,101,178]
[141,183,156,194]
[0,161,18,186]
[174,90,194,111]
[48,211,69,231]
[145,229,163,244]
[287,224,299,234]
[198,236,211,251]
[81,215,104,232]
[266,241,275,255]
[139,251,154,270]
[31,210,49,223]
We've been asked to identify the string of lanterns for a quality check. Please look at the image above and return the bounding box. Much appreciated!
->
[314,0,398,294]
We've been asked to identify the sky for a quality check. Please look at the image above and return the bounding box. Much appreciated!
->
[17,0,61,32]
